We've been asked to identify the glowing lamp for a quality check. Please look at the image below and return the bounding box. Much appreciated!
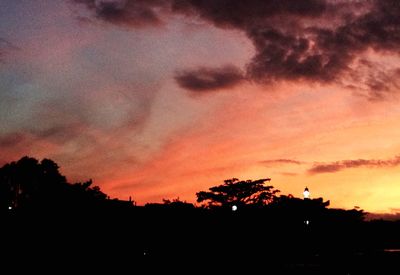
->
[303,187,310,199]
[232,205,238,211]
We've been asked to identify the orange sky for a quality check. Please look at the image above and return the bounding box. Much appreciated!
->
[1,0,400,213]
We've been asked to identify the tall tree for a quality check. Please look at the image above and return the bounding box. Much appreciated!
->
[0,156,108,210]
[196,178,279,208]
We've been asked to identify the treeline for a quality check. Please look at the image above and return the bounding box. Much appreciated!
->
[0,157,362,215]
[0,156,132,213]
[1,156,399,273]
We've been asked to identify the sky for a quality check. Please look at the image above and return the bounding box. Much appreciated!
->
[1,0,400,213]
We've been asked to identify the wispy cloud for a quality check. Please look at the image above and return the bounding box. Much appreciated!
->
[308,156,400,175]
[260,159,304,166]
[174,65,245,92]
[280,172,298,177]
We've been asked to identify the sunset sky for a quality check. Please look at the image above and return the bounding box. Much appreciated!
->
[1,0,400,213]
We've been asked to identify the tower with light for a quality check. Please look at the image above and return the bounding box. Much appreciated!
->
[303,187,310,199]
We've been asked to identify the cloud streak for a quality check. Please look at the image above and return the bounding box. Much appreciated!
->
[260,159,303,166]
[308,156,400,175]
[280,172,298,177]
[174,65,245,92]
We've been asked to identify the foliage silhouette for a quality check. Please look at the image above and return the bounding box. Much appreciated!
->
[196,178,279,208]
[0,156,109,211]
[1,156,399,273]
[162,197,195,209]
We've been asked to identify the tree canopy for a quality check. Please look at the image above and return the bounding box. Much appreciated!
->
[0,156,108,211]
[196,178,280,208]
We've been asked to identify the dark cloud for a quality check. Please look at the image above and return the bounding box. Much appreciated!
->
[72,0,400,98]
[73,0,327,28]
[246,28,340,83]
[260,159,303,166]
[72,0,168,27]
[172,0,400,95]
[172,0,327,28]
[308,155,400,175]
[196,0,400,91]
[174,65,244,92]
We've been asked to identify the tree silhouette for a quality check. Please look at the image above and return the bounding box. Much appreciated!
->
[0,156,108,211]
[0,156,69,209]
[162,197,195,210]
[196,178,279,208]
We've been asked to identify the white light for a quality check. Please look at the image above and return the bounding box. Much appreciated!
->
[232,205,238,211]
[8,206,12,210]
[303,187,310,199]
[305,220,310,225]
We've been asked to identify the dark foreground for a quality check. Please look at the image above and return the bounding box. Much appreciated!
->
[3,208,400,274]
